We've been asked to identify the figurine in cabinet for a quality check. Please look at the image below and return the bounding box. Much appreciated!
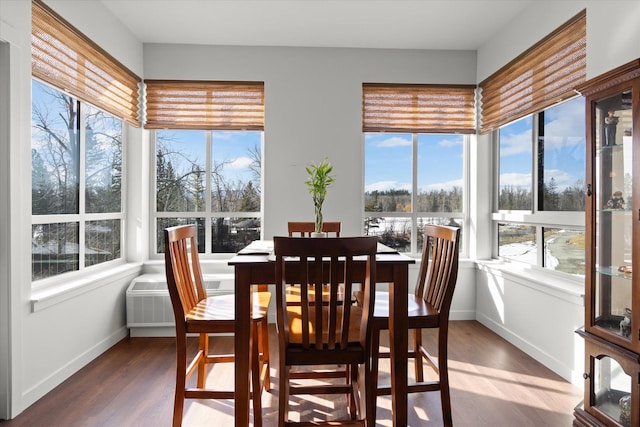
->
[605,190,625,209]
[619,308,632,338]
[604,110,619,146]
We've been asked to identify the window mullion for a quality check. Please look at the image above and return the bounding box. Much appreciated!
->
[205,130,212,254]
[532,113,543,268]
[531,112,539,215]
[78,101,86,270]
[150,131,158,257]
[412,133,418,253]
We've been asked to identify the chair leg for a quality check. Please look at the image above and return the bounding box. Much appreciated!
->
[349,363,358,419]
[278,365,289,427]
[173,333,188,427]
[366,324,381,427]
[251,322,263,427]
[439,333,453,427]
[259,317,271,392]
[413,328,424,382]
[197,333,208,388]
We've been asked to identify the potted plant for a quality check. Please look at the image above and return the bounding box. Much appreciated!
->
[305,157,335,236]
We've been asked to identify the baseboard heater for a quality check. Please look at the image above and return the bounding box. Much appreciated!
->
[126,273,234,337]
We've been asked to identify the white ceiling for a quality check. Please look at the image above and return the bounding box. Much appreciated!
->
[100,0,533,50]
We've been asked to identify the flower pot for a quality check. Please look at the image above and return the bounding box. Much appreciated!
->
[311,232,327,238]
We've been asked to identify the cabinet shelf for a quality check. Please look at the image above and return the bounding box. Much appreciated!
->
[594,315,632,340]
[597,266,633,280]
[597,145,625,153]
[597,209,632,214]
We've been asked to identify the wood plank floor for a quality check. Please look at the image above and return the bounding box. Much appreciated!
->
[1,321,581,426]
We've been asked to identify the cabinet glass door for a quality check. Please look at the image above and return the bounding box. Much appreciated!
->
[594,90,633,342]
[592,355,632,426]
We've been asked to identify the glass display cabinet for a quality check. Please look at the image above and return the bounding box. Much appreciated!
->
[574,59,640,427]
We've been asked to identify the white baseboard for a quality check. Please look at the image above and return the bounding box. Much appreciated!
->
[20,326,128,411]
[476,312,582,387]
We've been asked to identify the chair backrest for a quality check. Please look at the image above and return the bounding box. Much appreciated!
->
[287,221,341,237]
[164,224,206,330]
[414,224,461,318]
[274,236,377,351]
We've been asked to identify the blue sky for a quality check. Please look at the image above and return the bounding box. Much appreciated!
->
[156,130,260,185]
[499,96,585,191]
[364,133,464,194]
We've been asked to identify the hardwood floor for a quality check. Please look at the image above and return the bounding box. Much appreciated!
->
[1,321,581,426]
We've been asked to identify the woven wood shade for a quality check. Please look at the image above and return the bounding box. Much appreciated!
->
[362,83,476,134]
[144,80,265,130]
[31,0,141,127]
[479,10,586,133]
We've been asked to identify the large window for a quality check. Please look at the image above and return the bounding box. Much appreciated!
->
[31,79,124,280]
[494,96,586,275]
[145,80,264,255]
[364,132,466,253]
[153,130,262,255]
[362,83,474,254]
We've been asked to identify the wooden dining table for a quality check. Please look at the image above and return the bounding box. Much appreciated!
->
[228,240,415,427]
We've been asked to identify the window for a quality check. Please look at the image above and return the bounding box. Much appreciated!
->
[152,130,262,254]
[482,11,587,276]
[31,79,124,280]
[30,0,140,281]
[362,83,474,253]
[145,80,265,255]
[364,132,466,253]
[494,96,586,275]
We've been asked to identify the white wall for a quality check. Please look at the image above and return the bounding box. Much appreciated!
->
[0,38,12,422]
[477,0,640,82]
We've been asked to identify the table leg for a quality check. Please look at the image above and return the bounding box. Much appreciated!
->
[234,266,252,427]
[388,265,408,427]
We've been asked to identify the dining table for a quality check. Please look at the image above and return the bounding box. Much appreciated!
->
[228,239,415,427]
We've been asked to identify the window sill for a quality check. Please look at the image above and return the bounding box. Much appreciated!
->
[31,262,143,313]
[475,259,584,304]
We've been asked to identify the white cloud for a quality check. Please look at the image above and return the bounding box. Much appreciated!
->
[377,136,411,148]
[539,98,585,149]
[366,180,411,192]
[419,178,463,192]
[500,130,531,156]
[229,156,253,169]
[438,137,463,148]
[213,131,234,140]
[543,168,575,186]
[499,172,531,187]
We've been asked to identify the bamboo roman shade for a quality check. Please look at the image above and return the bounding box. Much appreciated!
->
[478,10,586,133]
[31,0,141,126]
[362,83,476,134]
[144,80,265,130]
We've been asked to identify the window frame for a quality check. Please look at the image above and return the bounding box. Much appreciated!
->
[31,78,127,286]
[491,96,585,275]
[149,129,264,259]
[364,132,469,256]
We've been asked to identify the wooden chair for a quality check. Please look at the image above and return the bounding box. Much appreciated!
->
[285,221,348,303]
[163,225,271,427]
[365,224,460,427]
[273,236,377,426]
[287,221,341,237]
